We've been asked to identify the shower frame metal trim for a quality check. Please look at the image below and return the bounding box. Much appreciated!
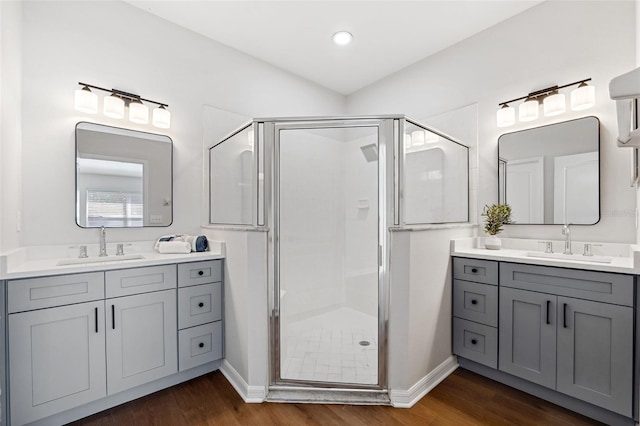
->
[266,118,393,391]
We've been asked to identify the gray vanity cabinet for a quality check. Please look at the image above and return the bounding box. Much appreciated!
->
[499,287,557,389]
[556,296,633,416]
[498,262,634,418]
[453,257,636,422]
[452,258,499,368]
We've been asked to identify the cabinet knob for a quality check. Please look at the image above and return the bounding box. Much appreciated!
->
[198,270,204,276]
[471,299,478,305]
[199,342,204,348]
[471,339,478,345]
[198,302,204,308]
[471,268,478,273]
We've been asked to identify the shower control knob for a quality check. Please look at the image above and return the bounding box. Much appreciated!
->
[199,342,204,348]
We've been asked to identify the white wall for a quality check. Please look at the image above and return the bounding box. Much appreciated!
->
[349,0,636,244]
[16,0,345,248]
[0,1,23,252]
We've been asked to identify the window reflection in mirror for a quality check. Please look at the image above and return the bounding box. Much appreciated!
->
[75,122,173,228]
[497,116,599,225]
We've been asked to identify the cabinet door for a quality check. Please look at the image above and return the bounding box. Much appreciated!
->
[557,297,633,417]
[107,289,177,395]
[9,301,106,425]
[499,287,556,389]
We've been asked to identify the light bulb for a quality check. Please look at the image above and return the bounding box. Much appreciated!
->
[103,94,125,119]
[543,92,566,117]
[425,131,439,143]
[74,86,98,114]
[496,105,515,128]
[411,130,425,146]
[129,99,149,124]
[519,99,539,122]
[332,31,353,46]
[571,83,595,111]
[152,105,171,129]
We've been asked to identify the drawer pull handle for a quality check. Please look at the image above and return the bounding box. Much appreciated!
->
[198,270,204,276]
[471,268,478,273]
[471,299,478,305]
[546,300,551,325]
[471,339,478,345]
[95,307,98,333]
[111,304,115,330]
[563,303,568,328]
[199,342,205,348]
[198,302,204,308]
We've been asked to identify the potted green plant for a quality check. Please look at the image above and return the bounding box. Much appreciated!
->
[482,203,512,250]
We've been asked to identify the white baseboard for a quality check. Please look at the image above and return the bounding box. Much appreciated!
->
[389,355,458,408]
[220,359,267,403]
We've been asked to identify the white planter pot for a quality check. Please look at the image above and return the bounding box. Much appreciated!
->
[485,235,501,250]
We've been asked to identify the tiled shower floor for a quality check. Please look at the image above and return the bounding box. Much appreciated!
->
[280,307,378,385]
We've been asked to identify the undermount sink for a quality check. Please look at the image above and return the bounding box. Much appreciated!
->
[525,251,613,264]
[57,254,145,266]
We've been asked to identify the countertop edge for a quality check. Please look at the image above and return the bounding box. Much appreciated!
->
[451,250,638,275]
[1,252,225,280]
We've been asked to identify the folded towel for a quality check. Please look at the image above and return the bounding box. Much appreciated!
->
[157,241,191,254]
[154,234,208,253]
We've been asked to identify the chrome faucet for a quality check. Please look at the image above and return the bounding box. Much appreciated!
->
[99,226,108,257]
[562,224,572,255]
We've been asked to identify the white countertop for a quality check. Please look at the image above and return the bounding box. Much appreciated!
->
[0,240,226,280]
[451,237,640,274]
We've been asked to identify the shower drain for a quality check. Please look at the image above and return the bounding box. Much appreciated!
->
[359,340,371,346]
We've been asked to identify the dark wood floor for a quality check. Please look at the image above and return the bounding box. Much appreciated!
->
[69,368,603,425]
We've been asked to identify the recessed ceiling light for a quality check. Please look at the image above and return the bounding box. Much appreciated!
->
[332,31,353,46]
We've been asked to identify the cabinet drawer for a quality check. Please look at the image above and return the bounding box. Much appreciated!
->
[453,318,497,369]
[8,272,104,313]
[179,321,223,371]
[178,282,222,329]
[453,257,498,285]
[453,280,497,327]
[106,265,176,298]
[178,260,222,288]
[500,262,634,306]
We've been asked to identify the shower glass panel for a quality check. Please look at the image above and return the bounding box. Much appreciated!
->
[403,121,469,224]
[209,124,255,225]
[277,126,379,386]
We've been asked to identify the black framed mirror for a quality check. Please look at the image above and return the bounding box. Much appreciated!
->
[75,122,173,228]
[498,116,600,225]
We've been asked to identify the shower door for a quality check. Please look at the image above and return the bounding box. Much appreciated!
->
[272,122,385,388]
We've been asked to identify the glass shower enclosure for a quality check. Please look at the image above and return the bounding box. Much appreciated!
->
[209,115,469,394]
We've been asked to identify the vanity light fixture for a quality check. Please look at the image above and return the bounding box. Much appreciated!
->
[103,93,125,119]
[496,104,515,128]
[497,78,594,128]
[74,82,170,129]
[74,85,98,114]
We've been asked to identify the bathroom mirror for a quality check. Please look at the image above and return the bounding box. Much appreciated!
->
[498,116,600,225]
[75,122,173,228]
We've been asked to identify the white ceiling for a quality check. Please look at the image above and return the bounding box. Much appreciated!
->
[126,0,544,95]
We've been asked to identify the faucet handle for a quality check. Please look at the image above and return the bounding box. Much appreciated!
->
[583,243,603,257]
[538,241,554,253]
